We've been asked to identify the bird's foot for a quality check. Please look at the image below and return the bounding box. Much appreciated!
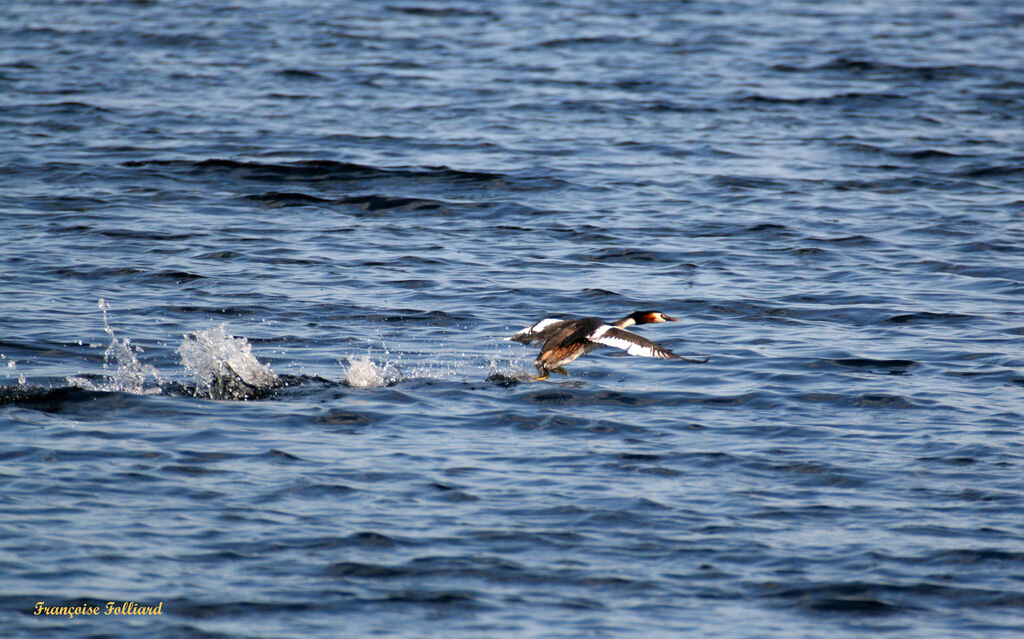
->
[533,366,570,381]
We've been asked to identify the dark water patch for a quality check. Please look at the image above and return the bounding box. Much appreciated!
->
[917,455,976,466]
[168,598,323,619]
[149,269,206,282]
[530,35,641,50]
[338,194,451,214]
[244,190,333,205]
[807,234,882,246]
[160,464,228,476]
[265,481,357,499]
[759,581,910,614]
[314,409,372,430]
[332,554,652,597]
[951,160,1024,179]
[346,531,411,548]
[334,555,527,582]
[745,222,793,236]
[753,460,867,489]
[771,57,998,82]
[956,489,1019,504]
[884,311,974,325]
[686,221,793,238]
[521,388,670,409]
[273,68,327,81]
[707,300,811,325]
[95,228,200,241]
[823,358,917,374]
[785,246,828,256]
[551,223,618,244]
[244,191,468,214]
[574,247,679,264]
[865,547,1024,572]
[0,385,105,412]
[362,309,459,324]
[52,265,144,278]
[828,175,978,194]
[380,590,483,608]
[122,158,557,189]
[428,481,478,502]
[616,452,662,462]
[13,195,109,212]
[51,265,207,283]
[953,240,1023,255]
[117,29,222,51]
[161,304,268,317]
[386,5,498,18]
[194,250,242,260]
[708,175,796,191]
[15,100,113,115]
[838,141,972,161]
[264,448,299,458]
[799,392,925,409]
[736,92,906,107]
[329,561,405,579]
[761,580,1023,614]
[613,463,682,477]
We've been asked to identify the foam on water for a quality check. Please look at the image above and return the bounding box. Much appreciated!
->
[178,325,278,400]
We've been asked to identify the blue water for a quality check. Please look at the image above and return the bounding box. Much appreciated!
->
[3,0,1024,636]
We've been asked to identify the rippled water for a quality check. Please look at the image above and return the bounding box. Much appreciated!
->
[3,1,1024,637]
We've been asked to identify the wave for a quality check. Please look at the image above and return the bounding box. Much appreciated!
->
[123,158,520,184]
[735,91,905,106]
[245,191,467,213]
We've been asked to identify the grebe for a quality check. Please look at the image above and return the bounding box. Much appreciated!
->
[509,310,706,379]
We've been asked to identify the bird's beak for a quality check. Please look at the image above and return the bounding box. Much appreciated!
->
[663,314,679,322]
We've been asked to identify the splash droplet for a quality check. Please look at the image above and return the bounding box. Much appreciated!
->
[178,325,277,400]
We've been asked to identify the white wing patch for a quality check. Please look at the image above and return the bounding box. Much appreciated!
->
[588,325,680,359]
[509,318,562,338]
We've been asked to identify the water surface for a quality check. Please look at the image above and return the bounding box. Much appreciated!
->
[2,1,1024,637]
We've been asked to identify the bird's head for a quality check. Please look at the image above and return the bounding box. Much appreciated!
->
[631,310,679,325]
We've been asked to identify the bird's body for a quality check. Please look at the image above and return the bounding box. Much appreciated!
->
[509,311,705,379]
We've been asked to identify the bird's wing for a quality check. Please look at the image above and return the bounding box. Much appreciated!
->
[588,325,682,359]
[507,318,571,344]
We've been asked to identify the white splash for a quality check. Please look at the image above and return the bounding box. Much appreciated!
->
[343,355,397,388]
[340,344,476,388]
[2,356,27,386]
[487,357,536,383]
[178,325,277,399]
[71,299,163,394]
